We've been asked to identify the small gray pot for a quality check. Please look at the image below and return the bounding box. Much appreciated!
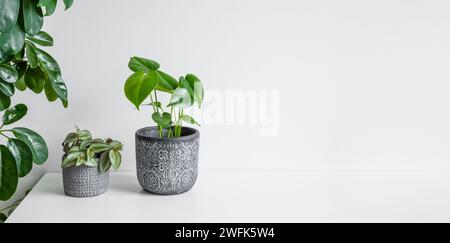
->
[62,165,109,198]
[136,126,200,195]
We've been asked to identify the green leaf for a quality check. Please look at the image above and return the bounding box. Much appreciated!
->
[185,74,204,108]
[143,101,161,108]
[37,0,57,16]
[0,93,11,111]
[0,213,7,223]
[13,61,27,81]
[24,67,46,93]
[152,112,172,128]
[14,47,24,60]
[77,129,92,141]
[109,150,121,169]
[99,151,111,173]
[84,158,97,167]
[23,0,43,35]
[0,20,25,61]
[124,71,158,109]
[0,0,20,33]
[0,79,15,97]
[181,115,201,126]
[168,88,192,108]
[63,0,73,10]
[27,31,53,47]
[128,57,160,73]
[89,143,111,153]
[0,64,18,83]
[43,78,57,102]
[14,75,26,91]
[109,141,122,151]
[63,132,77,144]
[0,145,18,201]
[34,47,68,104]
[179,76,194,98]
[7,138,33,178]
[62,151,82,168]
[156,70,178,93]
[12,127,48,165]
[2,104,27,125]
[25,43,38,68]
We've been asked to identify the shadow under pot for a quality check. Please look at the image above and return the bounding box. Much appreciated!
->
[135,126,200,195]
[62,165,109,198]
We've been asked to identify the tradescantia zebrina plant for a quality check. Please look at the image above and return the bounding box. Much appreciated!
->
[0,0,73,201]
[124,57,204,138]
[62,127,123,173]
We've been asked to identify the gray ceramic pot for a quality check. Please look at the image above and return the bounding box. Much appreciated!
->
[136,126,200,195]
[62,165,109,198]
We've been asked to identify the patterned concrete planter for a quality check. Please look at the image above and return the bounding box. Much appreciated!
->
[136,126,200,195]
[62,165,109,198]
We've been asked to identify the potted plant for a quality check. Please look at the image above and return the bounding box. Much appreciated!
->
[61,127,123,197]
[124,56,204,195]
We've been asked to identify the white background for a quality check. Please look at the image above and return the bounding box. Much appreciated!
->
[3,0,450,208]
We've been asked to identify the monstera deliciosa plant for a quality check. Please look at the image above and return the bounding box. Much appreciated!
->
[124,56,204,138]
[0,0,73,201]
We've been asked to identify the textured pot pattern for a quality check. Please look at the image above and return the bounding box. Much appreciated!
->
[62,165,109,198]
[136,127,200,195]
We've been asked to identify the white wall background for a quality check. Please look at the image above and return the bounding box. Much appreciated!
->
[3,0,450,207]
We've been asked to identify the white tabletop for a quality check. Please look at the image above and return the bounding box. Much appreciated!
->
[6,171,450,223]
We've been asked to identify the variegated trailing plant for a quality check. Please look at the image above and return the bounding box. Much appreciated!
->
[0,0,73,202]
[61,127,123,173]
[124,57,204,138]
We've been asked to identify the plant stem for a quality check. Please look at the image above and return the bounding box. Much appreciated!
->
[149,93,163,138]
[0,132,10,140]
[149,94,157,113]
[0,200,21,213]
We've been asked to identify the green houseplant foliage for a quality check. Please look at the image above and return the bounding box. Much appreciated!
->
[61,127,123,173]
[124,57,204,138]
[0,0,73,201]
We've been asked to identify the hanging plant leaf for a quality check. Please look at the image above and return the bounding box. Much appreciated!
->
[26,31,53,46]
[12,127,48,165]
[34,47,68,105]
[43,79,57,102]
[0,213,7,223]
[0,145,19,201]
[0,93,11,111]
[0,20,25,61]
[124,71,158,109]
[37,0,57,17]
[7,138,33,178]
[0,0,20,33]
[2,104,27,125]
[128,56,160,73]
[25,43,38,68]
[23,0,43,35]
[13,61,27,81]
[0,80,15,97]
[14,76,26,91]
[0,64,18,83]
[24,67,46,94]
